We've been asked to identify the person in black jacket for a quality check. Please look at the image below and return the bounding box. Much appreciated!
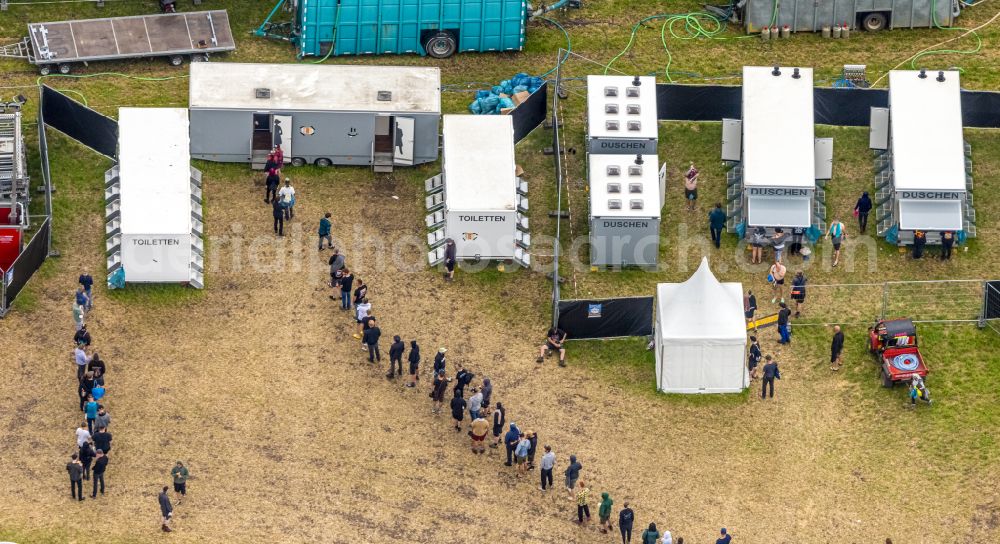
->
[618,502,635,544]
[450,391,466,431]
[387,335,405,378]
[830,325,845,371]
[491,402,505,448]
[271,197,284,236]
[67,453,84,501]
[362,319,381,363]
[443,238,457,281]
[433,347,447,374]
[854,191,873,233]
[940,230,955,260]
[407,340,421,388]
[912,230,926,259]
[265,168,280,203]
[761,355,781,399]
[73,324,92,347]
[92,427,112,454]
[747,335,762,381]
[79,440,96,481]
[430,370,449,414]
[91,449,108,498]
[453,364,474,396]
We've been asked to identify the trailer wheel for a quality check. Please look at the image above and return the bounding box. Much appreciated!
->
[57,63,72,75]
[290,157,306,167]
[39,65,52,76]
[862,12,887,32]
[424,31,457,59]
[315,158,332,167]
[191,53,209,63]
[168,55,184,67]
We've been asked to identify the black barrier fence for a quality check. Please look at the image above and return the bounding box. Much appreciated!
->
[513,81,548,143]
[41,85,118,158]
[1,218,51,314]
[557,297,654,339]
[984,282,1000,320]
[654,84,1000,128]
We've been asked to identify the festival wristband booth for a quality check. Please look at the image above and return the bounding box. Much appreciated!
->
[721,66,831,238]
[585,74,663,268]
[105,108,204,288]
[425,115,530,267]
[869,70,975,245]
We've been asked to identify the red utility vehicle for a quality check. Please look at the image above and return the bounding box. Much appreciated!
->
[868,318,928,388]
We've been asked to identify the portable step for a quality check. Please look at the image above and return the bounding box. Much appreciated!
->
[191,200,204,222]
[190,167,203,188]
[250,150,270,171]
[105,199,120,219]
[427,246,445,266]
[965,157,972,174]
[191,252,204,273]
[424,174,444,194]
[966,175,973,191]
[191,236,204,256]
[513,247,530,268]
[517,195,529,213]
[191,217,203,237]
[190,182,203,204]
[104,166,119,186]
[515,229,531,249]
[964,141,972,156]
[373,164,394,173]
[517,178,528,195]
[425,192,444,211]
[427,227,447,249]
[106,251,121,272]
[105,234,120,254]
[188,269,204,290]
[425,210,445,229]
[516,213,529,230]
[105,217,120,237]
[104,183,120,202]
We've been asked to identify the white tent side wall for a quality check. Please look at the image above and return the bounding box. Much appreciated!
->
[660,338,747,394]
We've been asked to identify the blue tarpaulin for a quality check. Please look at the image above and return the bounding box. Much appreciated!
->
[469,73,545,115]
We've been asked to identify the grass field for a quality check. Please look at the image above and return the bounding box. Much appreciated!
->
[2,1,1000,543]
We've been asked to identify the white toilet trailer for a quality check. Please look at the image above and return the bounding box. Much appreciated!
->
[586,75,658,155]
[870,70,974,244]
[188,62,441,172]
[655,257,748,394]
[105,108,204,288]
[425,115,529,267]
[722,66,831,236]
[588,153,663,267]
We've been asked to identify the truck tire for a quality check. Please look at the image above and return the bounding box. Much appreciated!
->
[862,12,887,32]
[39,65,51,76]
[58,63,72,75]
[169,55,184,67]
[881,369,893,388]
[315,158,332,167]
[290,157,306,167]
[424,31,457,59]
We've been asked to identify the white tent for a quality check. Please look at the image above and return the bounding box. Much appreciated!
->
[655,258,748,393]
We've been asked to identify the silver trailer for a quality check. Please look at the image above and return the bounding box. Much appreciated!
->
[869,69,974,245]
[738,0,960,33]
[722,66,831,237]
[0,11,235,75]
[188,63,441,172]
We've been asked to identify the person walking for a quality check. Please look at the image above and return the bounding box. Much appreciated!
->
[159,486,174,532]
[744,290,757,331]
[912,230,926,259]
[777,302,792,344]
[91,449,108,498]
[271,196,285,236]
[406,340,421,388]
[317,212,333,250]
[619,502,635,544]
[75,286,90,314]
[363,318,382,363]
[450,391,466,432]
[539,445,555,491]
[790,271,806,318]
[642,523,661,544]
[826,218,846,267]
[171,461,189,503]
[772,228,788,262]
[708,203,726,249]
[576,481,592,525]
[79,440,96,481]
[443,238,457,282]
[468,387,483,421]
[941,230,955,260]
[716,528,732,544]
[491,402,505,448]
[387,335,405,378]
[599,491,614,534]
[830,325,845,371]
[338,269,354,311]
[352,279,368,308]
[433,347,447,374]
[769,260,786,304]
[515,433,531,475]
[470,412,489,454]
[747,335,761,381]
[94,405,111,430]
[430,370,449,414]
[78,272,94,310]
[855,191,873,234]
[761,355,780,399]
[75,422,91,448]
[263,153,279,176]
[278,179,296,219]
[684,162,699,212]
[564,454,582,498]
[503,422,521,467]
[67,453,84,501]
[750,226,766,264]
[328,249,346,289]
[74,343,92,382]
[265,168,280,204]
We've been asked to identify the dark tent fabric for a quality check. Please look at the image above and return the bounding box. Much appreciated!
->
[41,85,118,159]
[512,81,547,143]
[656,84,741,121]
[557,297,653,339]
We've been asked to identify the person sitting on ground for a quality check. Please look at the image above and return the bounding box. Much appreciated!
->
[537,327,567,366]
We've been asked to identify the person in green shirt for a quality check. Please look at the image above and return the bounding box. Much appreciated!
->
[598,491,614,533]
[642,522,660,544]
[170,461,189,502]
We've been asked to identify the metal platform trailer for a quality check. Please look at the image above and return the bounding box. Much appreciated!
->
[425,115,530,268]
[254,0,581,59]
[105,108,204,289]
[0,11,235,75]
[188,62,441,172]
[588,153,663,268]
[721,66,831,238]
[869,69,975,246]
[736,0,961,33]
[0,100,30,274]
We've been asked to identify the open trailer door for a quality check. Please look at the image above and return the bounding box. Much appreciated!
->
[394,116,414,166]
[272,115,292,163]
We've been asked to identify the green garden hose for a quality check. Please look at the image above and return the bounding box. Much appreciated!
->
[536,16,572,78]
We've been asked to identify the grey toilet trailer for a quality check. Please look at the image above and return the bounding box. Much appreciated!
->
[188,62,440,172]
[869,69,975,245]
[722,66,831,239]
